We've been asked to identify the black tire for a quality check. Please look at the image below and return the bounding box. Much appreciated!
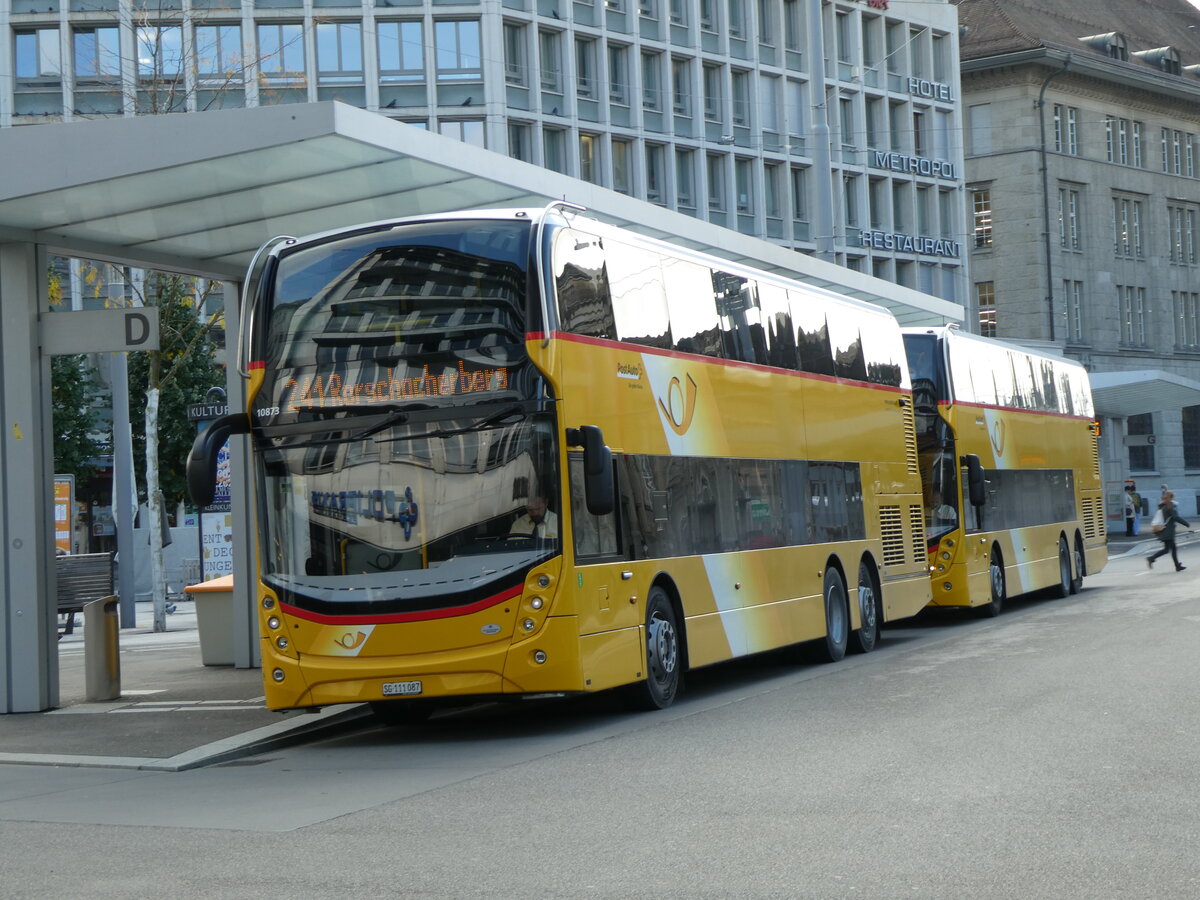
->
[979,548,1005,617]
[369,699,433,726]
[1051,537,1071,599]
[625,586,681,710]
[1070,537,1085,594]
[818,568,850,662]
[849,559,880,654]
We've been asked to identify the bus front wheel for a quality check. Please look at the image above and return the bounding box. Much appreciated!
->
[818,568,850,662]
[849,560,880,654]
[979,549,1005,617]
[625,586,681,711]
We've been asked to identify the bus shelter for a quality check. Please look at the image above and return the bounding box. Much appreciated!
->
[0,101,962,713]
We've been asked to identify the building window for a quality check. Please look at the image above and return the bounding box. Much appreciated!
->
[539,30,561,92]
[439,119,485,147]
[1054,105,1079,155]
[1064,279,1084,343]
[508,121,533,162]
[543,127,566,173]
[641,51,662,111]
[707,153,726,211]
[703,64,722,122]
[671,0,687,26]
[196,25,243,81]
[791,165,808,226]
[977,281,996,337]
[576,38,596,99]
[612,138,632,194]
[758,0,774,45]
[676,148,695,209]
[435,20,482,82]
[316,23,363,83]
[503,23,526,86]
[579,133,599,183]
[1058,187,1081,250]
[15,29,61,80]
[843,174,859,228]
[136,26,184,80]
[646,143,666,203]
[764,163,781,221]
[1168,205,1198,265]
[731,70,749,127]
[700,0,717,32]
[971,189,992,249]
[1127,413,1155,472]
[1175,290,1200,349]
[783,0,801,51]
[1113,195,1145,258]
[257,24,305,80]
[736,157,753,214]
[1183,406,1200,469]
[1118,284,1147,347]
[672,58,691,115]
[728,0,745,38]
[1132,120,1143,168]
[608,45,628,105]
[639,0,658,20]
[74,27,121,80]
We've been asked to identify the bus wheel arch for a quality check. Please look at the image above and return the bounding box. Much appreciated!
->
[979,545,1006,617]
[1070,532,1086,594]
[818,559,850,662]
[849,554,882,654]
[624,576,686,711]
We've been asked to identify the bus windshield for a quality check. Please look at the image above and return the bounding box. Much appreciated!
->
[250,217,562,614]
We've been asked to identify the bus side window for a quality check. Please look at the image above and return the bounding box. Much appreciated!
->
[569,455,620,559]
[555,230,615,339]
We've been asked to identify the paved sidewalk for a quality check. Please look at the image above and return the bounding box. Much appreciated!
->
[0,600,368,772]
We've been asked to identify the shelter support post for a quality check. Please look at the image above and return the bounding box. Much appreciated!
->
[0,241,57,712]
[224,278,259,669]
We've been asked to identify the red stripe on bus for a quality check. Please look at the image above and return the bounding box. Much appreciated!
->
[527,330,908,393]
[278,583,524,626]
[249,360,265,370]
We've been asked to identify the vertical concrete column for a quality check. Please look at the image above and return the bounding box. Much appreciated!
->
[0,242,57,712]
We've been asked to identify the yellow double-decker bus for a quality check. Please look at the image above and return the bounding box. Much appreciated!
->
[901,327,1107,616]
[189,205,935,717]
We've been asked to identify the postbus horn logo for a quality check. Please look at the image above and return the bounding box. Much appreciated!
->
[658,374,698,435]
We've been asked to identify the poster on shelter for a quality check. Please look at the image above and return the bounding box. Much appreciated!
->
[201,510,234,581]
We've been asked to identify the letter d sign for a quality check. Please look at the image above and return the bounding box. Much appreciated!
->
[125,311,152,346]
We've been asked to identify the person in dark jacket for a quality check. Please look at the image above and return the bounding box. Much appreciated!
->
[1148,491,1190,571]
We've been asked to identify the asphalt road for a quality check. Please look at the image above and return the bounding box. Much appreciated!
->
[3,541,1200,899]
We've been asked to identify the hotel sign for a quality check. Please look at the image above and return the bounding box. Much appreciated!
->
[909,78,953,102]
[870,150,958,180]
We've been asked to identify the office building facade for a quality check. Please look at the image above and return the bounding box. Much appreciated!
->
[1,0,966,304]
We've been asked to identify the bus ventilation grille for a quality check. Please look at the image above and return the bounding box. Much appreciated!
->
[909,504,927,564]
[1082,496,1104,540]
[880,506,907,567]
[902,404,919,476]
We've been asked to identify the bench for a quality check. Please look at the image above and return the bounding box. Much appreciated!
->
[56,552,115,636]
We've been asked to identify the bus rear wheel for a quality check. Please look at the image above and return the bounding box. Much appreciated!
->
[818,568,850,662]
[849,560,880,654]
[1052,537,1071,599]
[625,586,681,710]
[1070,537,1085,594]
[979,549,1005,617]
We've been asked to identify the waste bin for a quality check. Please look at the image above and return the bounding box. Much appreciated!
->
[84,595,121,701]
[185,574,234,666]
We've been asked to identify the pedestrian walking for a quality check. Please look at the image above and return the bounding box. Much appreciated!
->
[1124,483,1141,536]
[1148,491,1190,571]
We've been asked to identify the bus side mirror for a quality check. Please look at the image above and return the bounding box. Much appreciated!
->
[963,453,986,508]
[567,425,615,516]
[186,413,250,507]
